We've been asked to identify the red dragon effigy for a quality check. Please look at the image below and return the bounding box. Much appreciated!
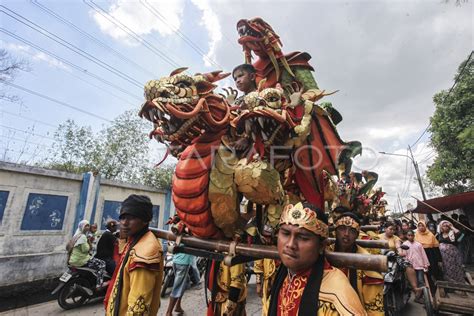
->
[139,18,364,239]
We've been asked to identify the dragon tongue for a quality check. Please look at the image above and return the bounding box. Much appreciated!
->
[253,132,265,159]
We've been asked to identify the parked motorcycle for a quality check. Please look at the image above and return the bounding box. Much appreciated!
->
[383,250,411,316]
[52,265,111,310]
[160,254,207,298]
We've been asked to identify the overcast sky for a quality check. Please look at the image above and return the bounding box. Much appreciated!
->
[1,0,472,211]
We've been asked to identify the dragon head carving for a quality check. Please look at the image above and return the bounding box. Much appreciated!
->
[232,81,335,160]
[232,84,297,159]
[237,17,294,80]
[139,67,230,157]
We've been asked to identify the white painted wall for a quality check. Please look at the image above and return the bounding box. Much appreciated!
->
[0,162,170,287]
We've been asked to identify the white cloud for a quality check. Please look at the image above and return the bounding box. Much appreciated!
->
[190,0,223,67]
[90,0,185,45]
[1,41,70,71]
[367,126,419,140]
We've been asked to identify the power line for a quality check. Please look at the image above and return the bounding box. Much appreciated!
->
[0,146,47,162]
[0,134,54,148]
[84,0,180,69]
[400,149,411,198]
[140,0,222,69]
[0,108,58,128]
[419,153,436,165]
[401,165,415,198]
[0,27,142,101]
[2,81,112,122]
[0,5,143,88]
[411,50,474,148]
[0,124,56,141]
[30,0,156,78]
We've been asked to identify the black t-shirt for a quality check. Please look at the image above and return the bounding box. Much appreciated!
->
[95,230,116,260]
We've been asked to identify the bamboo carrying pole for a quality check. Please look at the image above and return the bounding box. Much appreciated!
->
[149,228,388,272]
[329,225,379,232]
[411,196,474,233]
[327,238,389,249]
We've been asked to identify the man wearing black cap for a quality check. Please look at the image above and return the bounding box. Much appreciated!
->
[105,194,163,316]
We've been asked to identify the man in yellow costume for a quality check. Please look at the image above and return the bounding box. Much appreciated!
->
[207,260,247,315]
[254,227,280,316]
[333,212,384,315]
[104,195,163,316]
[378,222,401,252]
[268,202,366,315]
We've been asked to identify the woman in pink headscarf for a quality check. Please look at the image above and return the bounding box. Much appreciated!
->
[437,220,466,283]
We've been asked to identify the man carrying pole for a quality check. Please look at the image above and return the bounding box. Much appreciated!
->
[267,202,366,315]
[333,212,384,315]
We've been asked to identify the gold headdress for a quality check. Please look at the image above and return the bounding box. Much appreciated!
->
[280,202,328,238]
[334,215,360,231]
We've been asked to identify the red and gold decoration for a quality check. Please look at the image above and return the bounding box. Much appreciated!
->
[280,203,329,238]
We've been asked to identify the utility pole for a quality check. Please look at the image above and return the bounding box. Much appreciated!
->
[408,145,427,200]
[379,148,433,221]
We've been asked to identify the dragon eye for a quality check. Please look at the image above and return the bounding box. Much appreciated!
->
[268,96,279,102]
[176,81,191,88]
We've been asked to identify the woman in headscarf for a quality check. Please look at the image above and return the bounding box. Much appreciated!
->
[415,220,442,292]
[69,219,106,287]
[437,220,465,283]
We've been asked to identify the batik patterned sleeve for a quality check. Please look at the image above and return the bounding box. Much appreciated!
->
[126,268,159,316]
[229,263,247,290]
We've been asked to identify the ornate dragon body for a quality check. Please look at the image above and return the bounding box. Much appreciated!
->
[139,18,374,239]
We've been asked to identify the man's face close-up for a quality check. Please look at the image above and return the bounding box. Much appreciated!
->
[120,214,147,237]
[233,69,255,94]
[277,224,321,274]
[335,225,358,250]
[385,225,395,237]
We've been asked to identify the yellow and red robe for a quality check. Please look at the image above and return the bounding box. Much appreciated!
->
[254,259,280,316]
[105,231,163,316]
[276,262,367,316]
[208,261,247,316]
[336,246,384,316]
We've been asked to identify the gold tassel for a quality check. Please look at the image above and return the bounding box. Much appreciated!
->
[280,56,295,78]
[267,50,280,81]
[257,78,267,91]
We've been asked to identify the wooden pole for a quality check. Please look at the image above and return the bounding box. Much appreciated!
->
[411,196,474,233]
[329,225,379,232]
[149,228,388,272]
[327,238,388,249]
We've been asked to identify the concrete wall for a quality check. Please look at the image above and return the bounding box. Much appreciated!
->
[0,162,173,287]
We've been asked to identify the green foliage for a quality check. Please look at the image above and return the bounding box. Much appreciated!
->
[427,53,474,194]
[43,110,174,190]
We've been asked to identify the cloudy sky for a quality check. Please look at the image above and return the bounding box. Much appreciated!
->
[0,0,472,210]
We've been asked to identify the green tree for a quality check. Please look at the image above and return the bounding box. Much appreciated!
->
[427,53,473,194]
[44,110,174,189]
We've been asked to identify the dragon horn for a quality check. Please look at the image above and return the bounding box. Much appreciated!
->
[245,49,252,64]
[169,67,188,76]
[280,56,295,78]
[257,78,267,91]
[267,50,280,81]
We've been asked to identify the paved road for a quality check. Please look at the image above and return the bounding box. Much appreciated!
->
[2,278,427,316]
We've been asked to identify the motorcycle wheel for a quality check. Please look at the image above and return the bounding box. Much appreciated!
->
[422,287,435,316]
[160,270,174,298]
[57,277,91,310]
